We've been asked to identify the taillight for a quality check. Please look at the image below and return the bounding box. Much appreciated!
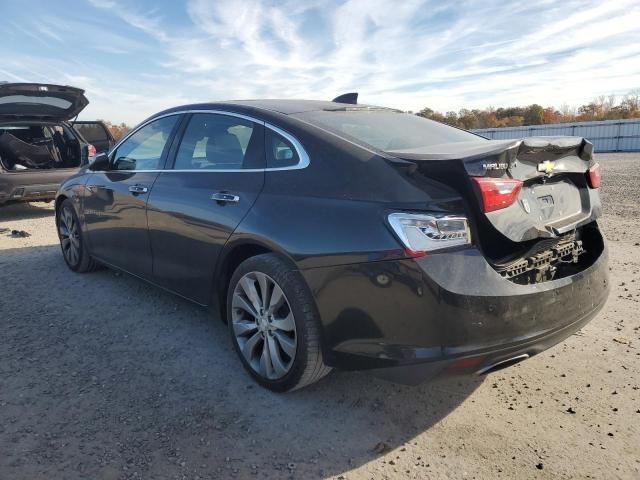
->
[388,213,471,257]
[587,163,601,188]
[472,177,523,213]
[88,144,97,157]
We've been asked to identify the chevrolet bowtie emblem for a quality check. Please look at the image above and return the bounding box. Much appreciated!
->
[537,160,555,174]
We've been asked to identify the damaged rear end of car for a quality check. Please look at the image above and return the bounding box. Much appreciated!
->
[293,107,609,383]
[387,136,604,287]
[375,134,609,381]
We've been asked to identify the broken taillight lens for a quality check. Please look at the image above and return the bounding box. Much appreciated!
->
[88,144,97,157]
[472,177,523,213]
[587,163,601,188]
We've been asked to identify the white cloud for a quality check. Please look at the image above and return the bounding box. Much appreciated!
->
[2,0,639,123]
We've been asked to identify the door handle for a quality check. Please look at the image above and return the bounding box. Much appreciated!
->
[128,184,149,194]
[211,192,240,203]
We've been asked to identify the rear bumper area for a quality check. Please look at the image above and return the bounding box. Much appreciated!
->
[301,228,609,383]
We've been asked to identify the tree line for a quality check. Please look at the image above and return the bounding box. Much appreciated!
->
[415,89,640,129]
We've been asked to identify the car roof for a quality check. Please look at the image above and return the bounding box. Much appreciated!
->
[216,99,378,115]
[144,99,400,131]
[164,99,392,116]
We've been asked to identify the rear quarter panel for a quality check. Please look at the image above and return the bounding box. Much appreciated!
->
[233,123,466,269]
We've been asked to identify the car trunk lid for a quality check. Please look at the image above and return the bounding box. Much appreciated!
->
[387,136,600,244]
[0,83,89,122]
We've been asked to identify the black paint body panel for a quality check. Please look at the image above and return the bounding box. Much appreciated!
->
[147,170,264,303]
[83,171,159,278]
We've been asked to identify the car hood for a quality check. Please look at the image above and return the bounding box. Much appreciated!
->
[0,83,89,122]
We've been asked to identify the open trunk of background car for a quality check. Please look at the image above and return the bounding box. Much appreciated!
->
[0,83,93,204]
[0,123,84,171]
[0,82,88,121]
[0,83,91,172]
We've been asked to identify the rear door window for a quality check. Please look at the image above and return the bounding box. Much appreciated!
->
[173,113,264,170]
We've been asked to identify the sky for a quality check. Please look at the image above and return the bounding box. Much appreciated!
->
[1,0,639,125]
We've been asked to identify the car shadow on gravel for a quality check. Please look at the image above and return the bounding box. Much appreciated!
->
[0,202,55,221]
[283,370,484,477]
[1,244,483,479]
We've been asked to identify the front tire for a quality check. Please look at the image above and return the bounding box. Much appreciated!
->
[56,199,98,273]
[227,254,331,392]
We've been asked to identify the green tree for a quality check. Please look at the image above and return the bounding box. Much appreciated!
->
[524,104,544,125]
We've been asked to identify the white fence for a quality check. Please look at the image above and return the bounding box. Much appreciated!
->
[472,118,640,152]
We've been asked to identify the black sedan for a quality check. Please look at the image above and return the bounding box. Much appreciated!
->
[55,95,609,391]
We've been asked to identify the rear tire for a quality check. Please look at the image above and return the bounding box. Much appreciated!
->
[56,199,99,273]
[227,253,331,392]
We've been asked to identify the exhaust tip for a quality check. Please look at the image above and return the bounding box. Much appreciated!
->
[477,354,530,375]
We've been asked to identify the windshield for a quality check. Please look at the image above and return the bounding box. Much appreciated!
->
[292,109,484,151]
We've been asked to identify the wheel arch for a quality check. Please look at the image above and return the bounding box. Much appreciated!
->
[54,194,71,224]
[54,194,68,213]
[213,238,297,323]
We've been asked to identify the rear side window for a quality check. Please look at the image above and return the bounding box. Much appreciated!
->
[174,113,264,170]
[266,130,299,168]
[111,116,178,171]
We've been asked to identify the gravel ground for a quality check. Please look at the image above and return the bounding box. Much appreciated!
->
[1,153,639,480]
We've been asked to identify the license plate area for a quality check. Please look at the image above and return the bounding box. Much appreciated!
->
[525,179,582,224]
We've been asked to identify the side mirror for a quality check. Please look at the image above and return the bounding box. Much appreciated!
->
[89,152,110,171]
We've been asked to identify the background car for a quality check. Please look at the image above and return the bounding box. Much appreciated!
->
[72,120,115,154]
[0,82,113,206]
[55,95,609,392]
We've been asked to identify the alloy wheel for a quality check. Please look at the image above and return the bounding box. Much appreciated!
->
[58,207,80,266]
[231,271,297,380]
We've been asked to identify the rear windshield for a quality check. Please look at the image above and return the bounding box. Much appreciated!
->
[0,95,71,116]
[292,109,484,151]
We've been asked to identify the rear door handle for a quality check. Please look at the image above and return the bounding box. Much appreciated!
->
[128,184,149,194]
[211,192,240,203]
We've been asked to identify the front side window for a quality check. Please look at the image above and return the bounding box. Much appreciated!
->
[111,116,178,171]
[174,113,264,170]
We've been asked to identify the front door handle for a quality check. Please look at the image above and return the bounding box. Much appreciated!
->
[128,184,149,194]
[211,192,240,203]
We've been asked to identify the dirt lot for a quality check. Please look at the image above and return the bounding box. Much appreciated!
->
[1,153,639,480]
